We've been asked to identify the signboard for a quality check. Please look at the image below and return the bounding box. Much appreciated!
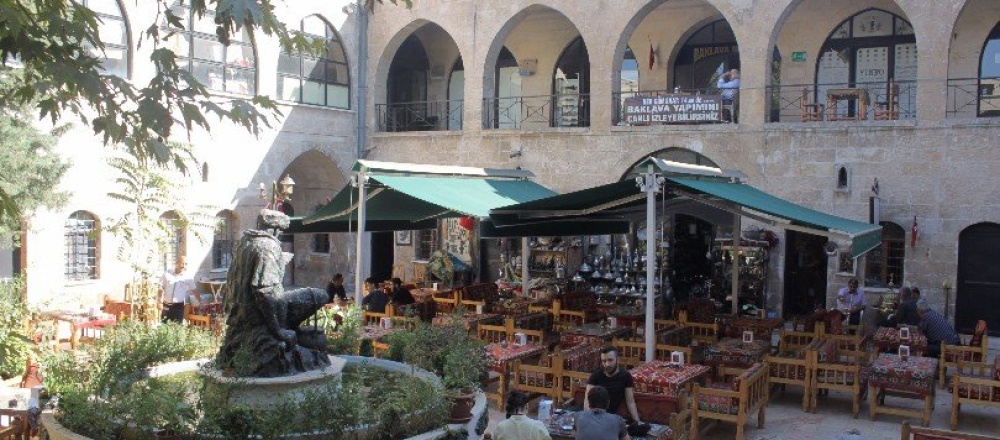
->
[792,51,807,62]
[623,95,722,124]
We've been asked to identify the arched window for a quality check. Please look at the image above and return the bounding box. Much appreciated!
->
[816,9,916,119]
[493,47,520,129]
[212,210,236,269]
[163,2,256,95]
[552,37,590,127]
[160,210,185,271]
[81,0,130,78]
[978,22,1000,117]
[277,15,350,108]
[673,20,739,92]
[865,222,905,288]
[64,211,99,281]
[621,147,720,180]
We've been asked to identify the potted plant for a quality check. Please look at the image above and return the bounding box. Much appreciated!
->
[441,337,487,424]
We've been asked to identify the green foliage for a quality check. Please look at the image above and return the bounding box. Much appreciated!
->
[87,321,217,396]
[0,70,70,244]
[37,349,88,395]
[0,275,29,379]
[386,317,488,392]
[315,303,364,355]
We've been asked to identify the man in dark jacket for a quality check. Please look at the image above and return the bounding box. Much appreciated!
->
[389,277,415,305]
[361,277,389,313]
[887,287,921,327]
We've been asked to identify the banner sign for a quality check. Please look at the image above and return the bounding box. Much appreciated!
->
[623,95,723,124]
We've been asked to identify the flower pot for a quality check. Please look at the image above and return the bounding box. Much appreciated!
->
[447,389,476,424]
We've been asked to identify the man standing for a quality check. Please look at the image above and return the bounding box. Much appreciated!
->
[837,278,865,326]
[326,273,347,303]
[916,298,960,358]
[585,347,642,425]
[716,68,741,101]
[576,386,631,440]
[161,256,194,323]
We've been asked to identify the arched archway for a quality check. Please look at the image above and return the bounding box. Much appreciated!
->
[957,222,1000,335]
[620,147,721,180]
[976,21,1000,117]
[278,150,351,289]
[482,4,587,129]
[378,22,463,131]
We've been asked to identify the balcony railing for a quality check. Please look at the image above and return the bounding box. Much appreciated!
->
[946,77,1000,118]
[612,88,737,126]
[375,100,463,132]
[765,80,917,123]
[482,94,590,129]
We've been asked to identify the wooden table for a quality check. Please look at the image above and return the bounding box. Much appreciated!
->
[42,310,117,350]
[486,342,546,409]
[702,338,771,369]
[198,280,227,302]
[560,323,631,347]
[868,354,938,426]
[827,88,870,121]
[873,326,928,356]
[547,410,672,439]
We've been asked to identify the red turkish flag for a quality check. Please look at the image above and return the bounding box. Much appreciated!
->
[911,216,918,247]
[458,216,474,231]
[648,43,655,70]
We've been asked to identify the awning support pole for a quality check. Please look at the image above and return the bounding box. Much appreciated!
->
[354,168,368,303]
[639,164,661,363]
[521,237,530,291]
[732,214,741,315]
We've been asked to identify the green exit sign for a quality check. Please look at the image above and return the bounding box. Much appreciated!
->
[792,51,807,62]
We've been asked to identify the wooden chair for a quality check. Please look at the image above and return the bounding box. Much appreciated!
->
[691,362,769,440]
[184,304,213,330]
[459,283,501,313]
[765,336,816,412]
[808,338,867,418]
[901,420,1000,440]
[477,320,509,344]
[391,263,408,283]
[411,261,427,286]
[800,87,825,122]
[669,394,693,440]
[686,321,720,345]
[949,357,1000,430]
[873,79,900,121]
[940,320,989,387]
[611,337,693,368]
[778,329,819,356]
[556,291,603,326]
[0,419,22,440]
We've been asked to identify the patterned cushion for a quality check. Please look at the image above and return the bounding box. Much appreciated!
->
[993,355,1000,381]
[969,320,987,348]
[698,382,738,414]
[954,383,1000,402]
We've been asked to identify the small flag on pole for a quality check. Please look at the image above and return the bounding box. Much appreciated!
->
[648,43,655,70]
[911,216,918,247]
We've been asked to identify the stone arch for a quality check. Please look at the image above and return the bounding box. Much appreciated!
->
[372,19,465,117]
[948,1,1000,117]
[619,146,722,181]
[482,4,585,105]
[768,0,915,121]
[611,0,739,96]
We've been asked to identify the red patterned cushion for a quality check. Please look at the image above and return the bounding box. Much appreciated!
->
[698,382,739,414]
[969,320,987,348]
[993,356,1000,381]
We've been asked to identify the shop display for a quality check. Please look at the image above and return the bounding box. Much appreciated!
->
[708,236,770,310]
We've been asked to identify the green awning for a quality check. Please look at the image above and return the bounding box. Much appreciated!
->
[302,175,557,228]
[668,177,882,258]
[285,217,438,234]
[479,218,631,238]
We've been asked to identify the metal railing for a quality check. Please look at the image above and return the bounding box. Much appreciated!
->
[375,100,464,132]
[765,80,917,123]
[946,77,1000,118]
[482,94,590,129]
[612,88,737,126]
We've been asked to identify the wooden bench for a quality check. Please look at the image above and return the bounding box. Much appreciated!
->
[902,420,1000,440]
[612,337,693,368]
[557,291,603,326]
[691,362,769,440]
[940,320,989,387]
[458,283,501,313]
[950,358,1000,430]
[765,336,819,412]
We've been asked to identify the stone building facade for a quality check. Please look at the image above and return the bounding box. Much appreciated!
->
[6,0,1000,334]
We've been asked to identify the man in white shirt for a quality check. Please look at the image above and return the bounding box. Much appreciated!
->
[161,257,195,323]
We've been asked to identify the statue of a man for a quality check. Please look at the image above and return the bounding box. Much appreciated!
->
[217,209,332,377]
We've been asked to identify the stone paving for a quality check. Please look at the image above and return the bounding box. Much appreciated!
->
[484,338,1000,439]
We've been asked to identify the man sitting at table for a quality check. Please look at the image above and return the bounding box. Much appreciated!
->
[916,298,959,358]
[885,287,921,327]
[837,278,865,326]
[361,276,389,314]
[586,347,642,425]
[577,385,631,440]
[389,277,415,306]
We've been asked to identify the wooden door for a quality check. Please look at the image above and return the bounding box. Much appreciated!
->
[956,222,1000,335]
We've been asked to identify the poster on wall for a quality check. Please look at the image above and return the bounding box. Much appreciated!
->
[442,217,473,264]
